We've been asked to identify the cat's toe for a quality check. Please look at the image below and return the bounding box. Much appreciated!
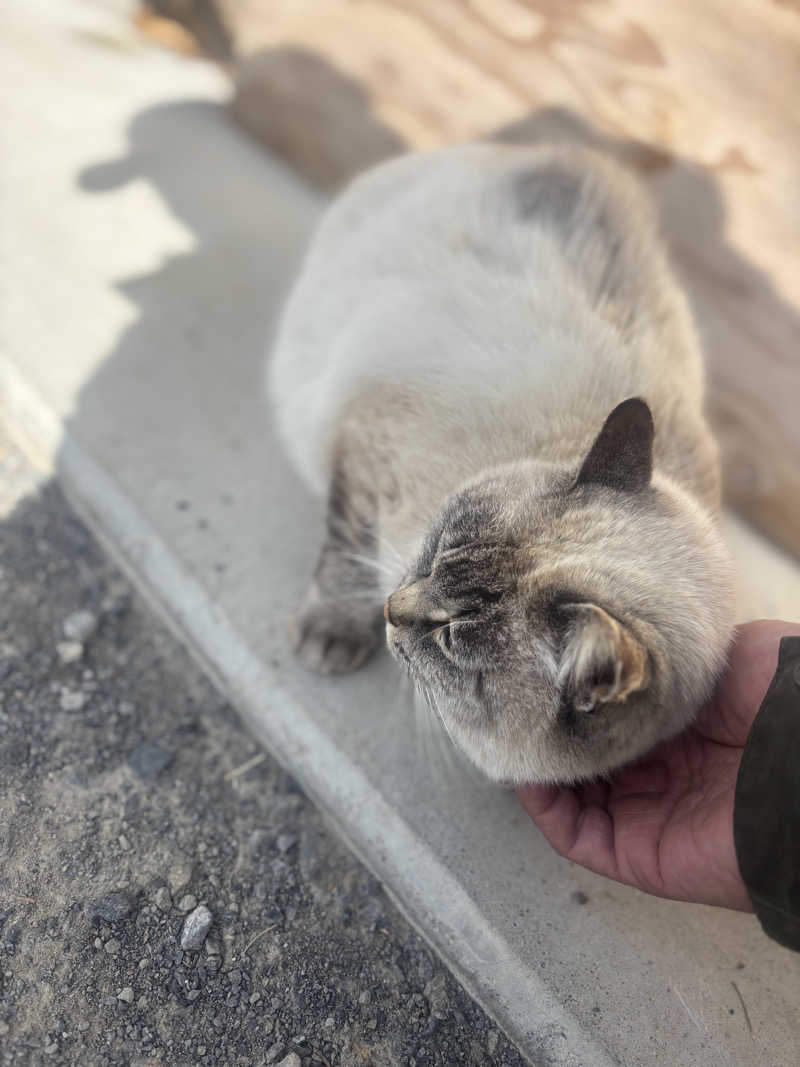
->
[289,607,380,675]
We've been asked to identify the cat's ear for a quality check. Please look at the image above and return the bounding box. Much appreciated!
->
[558,603,649,713]
[575,397,654,493]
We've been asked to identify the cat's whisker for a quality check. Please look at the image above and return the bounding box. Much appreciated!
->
[411,683,459,778]
[324,588,383,604]
[340,551,394,577]
[376,534,405,568]
[410,684,440,768]
[423,682,459,754]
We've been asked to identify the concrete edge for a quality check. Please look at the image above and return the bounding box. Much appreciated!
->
[0,352,618,1067]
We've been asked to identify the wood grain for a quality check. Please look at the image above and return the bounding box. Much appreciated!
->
[141,0,800,559]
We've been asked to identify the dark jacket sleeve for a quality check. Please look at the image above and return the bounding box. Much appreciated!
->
[734,636,800,951]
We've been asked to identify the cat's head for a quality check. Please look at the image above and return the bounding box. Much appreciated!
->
[385,399,734,785]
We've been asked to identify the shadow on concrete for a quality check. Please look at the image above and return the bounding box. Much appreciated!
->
[233,47,409,192]
[73,99,323,620]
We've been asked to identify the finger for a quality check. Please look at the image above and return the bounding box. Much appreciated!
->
[568,804,620,882]
[518,785,621,883]
[575,778,610,808]
[697,620,800,746]
[517,784,581,855]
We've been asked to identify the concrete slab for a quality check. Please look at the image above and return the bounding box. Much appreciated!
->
[3,7,800,1065]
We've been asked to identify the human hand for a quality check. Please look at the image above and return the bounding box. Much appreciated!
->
[518,620,800,911]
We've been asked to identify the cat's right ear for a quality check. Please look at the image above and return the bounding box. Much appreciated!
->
[558,603,650,713]
[574,397,654,493]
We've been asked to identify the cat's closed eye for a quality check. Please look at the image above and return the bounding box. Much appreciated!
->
[433,621,453,656]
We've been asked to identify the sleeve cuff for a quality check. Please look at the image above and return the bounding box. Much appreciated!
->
[733,636,800,952]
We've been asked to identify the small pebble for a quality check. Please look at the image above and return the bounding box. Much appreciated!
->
[180,905,213,951]
[127,740,174,782]
[487,1030,500,1055]
[117,986,134,1004]
[297,828,324,881]
[276,833,298,855]
[248,829,272,858]
[62,610,97,642]
[323,1016,335,1029]
[153,886,172,912]
[105,938,121,955]
[77,1021,90,1033]
[274,1053,299,1067]
[424,974,449,1020]
[56,640,83,665]
[118,835,130,851]
[177,894,197,913]
[0,1021,9,1036]
[59,688,85,712]
[167,858,193,894]
[88,891,133,924]
[44,1042,58,1055]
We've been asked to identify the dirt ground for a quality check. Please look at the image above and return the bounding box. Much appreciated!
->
[0,429,526,1066]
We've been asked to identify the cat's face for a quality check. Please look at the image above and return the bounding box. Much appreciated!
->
[384,400,734,785]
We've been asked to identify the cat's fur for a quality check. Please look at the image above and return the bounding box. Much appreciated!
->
[269,142,735,785]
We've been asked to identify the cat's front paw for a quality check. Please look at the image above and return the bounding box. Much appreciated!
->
[289,586,381,675]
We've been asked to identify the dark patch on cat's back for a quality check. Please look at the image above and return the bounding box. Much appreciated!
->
[513,163,584,225]
[512,161,632,304]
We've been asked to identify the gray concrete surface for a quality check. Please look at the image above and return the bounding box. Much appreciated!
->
[0,427,526,1066]
[3,6,800,1066]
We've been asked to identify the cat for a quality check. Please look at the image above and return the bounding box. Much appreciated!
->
[268,141,735,786]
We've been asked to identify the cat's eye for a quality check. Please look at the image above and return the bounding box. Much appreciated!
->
[433,621,454,657]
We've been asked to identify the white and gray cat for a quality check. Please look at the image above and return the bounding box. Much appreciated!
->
[269,142,735,785]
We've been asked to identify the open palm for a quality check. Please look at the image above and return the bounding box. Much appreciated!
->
[519,621,800,911]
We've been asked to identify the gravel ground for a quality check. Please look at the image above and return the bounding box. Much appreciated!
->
[0,430,527,1067]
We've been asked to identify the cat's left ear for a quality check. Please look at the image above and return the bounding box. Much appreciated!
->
[575,397,654,493]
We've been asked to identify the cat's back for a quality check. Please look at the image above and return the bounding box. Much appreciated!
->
[270,143,702,492]
[274,141,666,345]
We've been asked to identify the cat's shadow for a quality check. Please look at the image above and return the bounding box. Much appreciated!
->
[229,48,799,556]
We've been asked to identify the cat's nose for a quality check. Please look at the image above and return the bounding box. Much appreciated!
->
[384,589,412,626]
[385,582,449,627]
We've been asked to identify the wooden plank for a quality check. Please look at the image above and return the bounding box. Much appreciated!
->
[144,0,800,560]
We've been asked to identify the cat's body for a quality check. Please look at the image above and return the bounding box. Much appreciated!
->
[270,142,735,785]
